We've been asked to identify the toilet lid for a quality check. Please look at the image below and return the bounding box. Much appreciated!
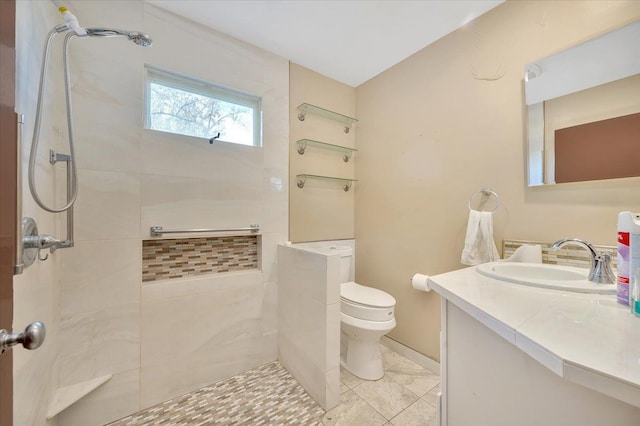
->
[341,282,396,308]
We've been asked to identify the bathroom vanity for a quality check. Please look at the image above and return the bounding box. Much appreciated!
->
[428,267,640,425]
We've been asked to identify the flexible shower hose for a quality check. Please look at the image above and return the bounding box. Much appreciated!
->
[28,27,79,213]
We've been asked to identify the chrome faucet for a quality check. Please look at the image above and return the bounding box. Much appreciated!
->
[551,238,615,284]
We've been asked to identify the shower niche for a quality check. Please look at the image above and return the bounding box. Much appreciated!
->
[142,234,260,282]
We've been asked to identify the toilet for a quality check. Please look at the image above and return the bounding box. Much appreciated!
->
[334,246,396,380]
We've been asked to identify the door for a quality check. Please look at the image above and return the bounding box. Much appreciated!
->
[0,0,16,425]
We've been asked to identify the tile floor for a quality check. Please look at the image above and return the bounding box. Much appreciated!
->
[107,344,440,425]
[325,345,440,426]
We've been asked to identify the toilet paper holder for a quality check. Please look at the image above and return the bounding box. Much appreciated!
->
[411,273,431,292]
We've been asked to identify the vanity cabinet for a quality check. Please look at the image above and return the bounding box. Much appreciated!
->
[440,300,639,425]
[428,266,640,425]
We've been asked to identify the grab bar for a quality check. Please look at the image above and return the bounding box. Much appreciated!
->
[150,225,260,237]
[15,114,24,275]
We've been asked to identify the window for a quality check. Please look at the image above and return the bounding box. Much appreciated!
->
[145,67,261,147]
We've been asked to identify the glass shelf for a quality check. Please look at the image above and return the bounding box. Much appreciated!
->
[297,103,358,133]
[296,174,357,192]
[296,139,357,162]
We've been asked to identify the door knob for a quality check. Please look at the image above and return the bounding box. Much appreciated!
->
[0,321,46,353]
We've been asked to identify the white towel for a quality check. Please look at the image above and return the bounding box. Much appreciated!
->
[461,210,500,266]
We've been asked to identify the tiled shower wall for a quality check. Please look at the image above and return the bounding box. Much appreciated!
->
[12,1,290,425]
[13,2,62,425]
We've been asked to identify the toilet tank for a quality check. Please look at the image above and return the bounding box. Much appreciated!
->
[326,246,353,283]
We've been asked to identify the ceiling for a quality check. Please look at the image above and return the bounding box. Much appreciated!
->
[147,0,504,87]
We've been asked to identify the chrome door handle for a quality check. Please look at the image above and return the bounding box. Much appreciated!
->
[0,321,46,353]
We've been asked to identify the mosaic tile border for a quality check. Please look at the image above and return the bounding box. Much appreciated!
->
[503,239,617,271]
[107,361,324,426]
[142,235,258,282]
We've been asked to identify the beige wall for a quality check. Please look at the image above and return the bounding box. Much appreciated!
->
[289,64,356,242]
[355,0,640,360]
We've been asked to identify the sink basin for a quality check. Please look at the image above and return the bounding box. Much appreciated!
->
[476,262,616,294]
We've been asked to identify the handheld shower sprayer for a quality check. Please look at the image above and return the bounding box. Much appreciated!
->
[57,5,154,46]
[30,9,152,213]
[25,4,152,262]
[85,28,153,47]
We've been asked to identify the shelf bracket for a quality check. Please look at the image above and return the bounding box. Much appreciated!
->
[297,112,306,122]
[297,140,307,155]
[344,124,351,134]
[296,174,356,191]
[343,152,352,162]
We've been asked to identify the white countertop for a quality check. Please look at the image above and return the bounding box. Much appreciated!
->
[428,266,640,408]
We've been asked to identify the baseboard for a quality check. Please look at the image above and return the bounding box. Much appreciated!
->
[381,335,440,375]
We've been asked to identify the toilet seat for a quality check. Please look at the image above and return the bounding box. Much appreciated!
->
[341,312,396,331]
[341,282,395,321]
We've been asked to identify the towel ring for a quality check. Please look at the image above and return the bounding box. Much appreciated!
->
[468,189,500,213]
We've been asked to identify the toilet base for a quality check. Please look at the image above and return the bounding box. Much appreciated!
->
[340,312,396,381]
[341,337,385,380]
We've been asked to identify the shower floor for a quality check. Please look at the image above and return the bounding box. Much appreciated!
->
[107,345,440,425]
[107,361,324,426]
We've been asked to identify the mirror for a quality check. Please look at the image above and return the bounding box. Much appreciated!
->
[525,20,640,186]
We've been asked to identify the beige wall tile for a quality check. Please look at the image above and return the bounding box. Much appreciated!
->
[59,239,141,316]
[74,169,141,241]
[59,303,140,387]
[141,130,264,183]
[140,174,261,234]
[278,244,341,409]
[259,232,287,284]
[141,280,261,361]
[142,270,261,300]
[65,18,143,174]
[140,333,275,410]
[140,281,270,407]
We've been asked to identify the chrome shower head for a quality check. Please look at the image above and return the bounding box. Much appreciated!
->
[85,28,153,47]
[127,31,153,47]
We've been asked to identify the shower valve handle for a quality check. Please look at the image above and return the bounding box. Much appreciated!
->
[23,234,61,250]
[0,322,46,353]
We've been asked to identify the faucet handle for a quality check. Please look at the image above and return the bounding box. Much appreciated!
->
[589,253,616,284]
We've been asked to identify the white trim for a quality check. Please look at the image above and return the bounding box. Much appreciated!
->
[380,335,440,376]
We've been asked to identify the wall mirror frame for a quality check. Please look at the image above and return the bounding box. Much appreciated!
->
[524,20,640,186]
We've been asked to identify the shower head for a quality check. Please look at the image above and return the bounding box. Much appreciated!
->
[85,28,153,47]
[128,32,153,47]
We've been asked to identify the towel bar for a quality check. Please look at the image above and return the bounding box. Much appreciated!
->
[150,225,260,237]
